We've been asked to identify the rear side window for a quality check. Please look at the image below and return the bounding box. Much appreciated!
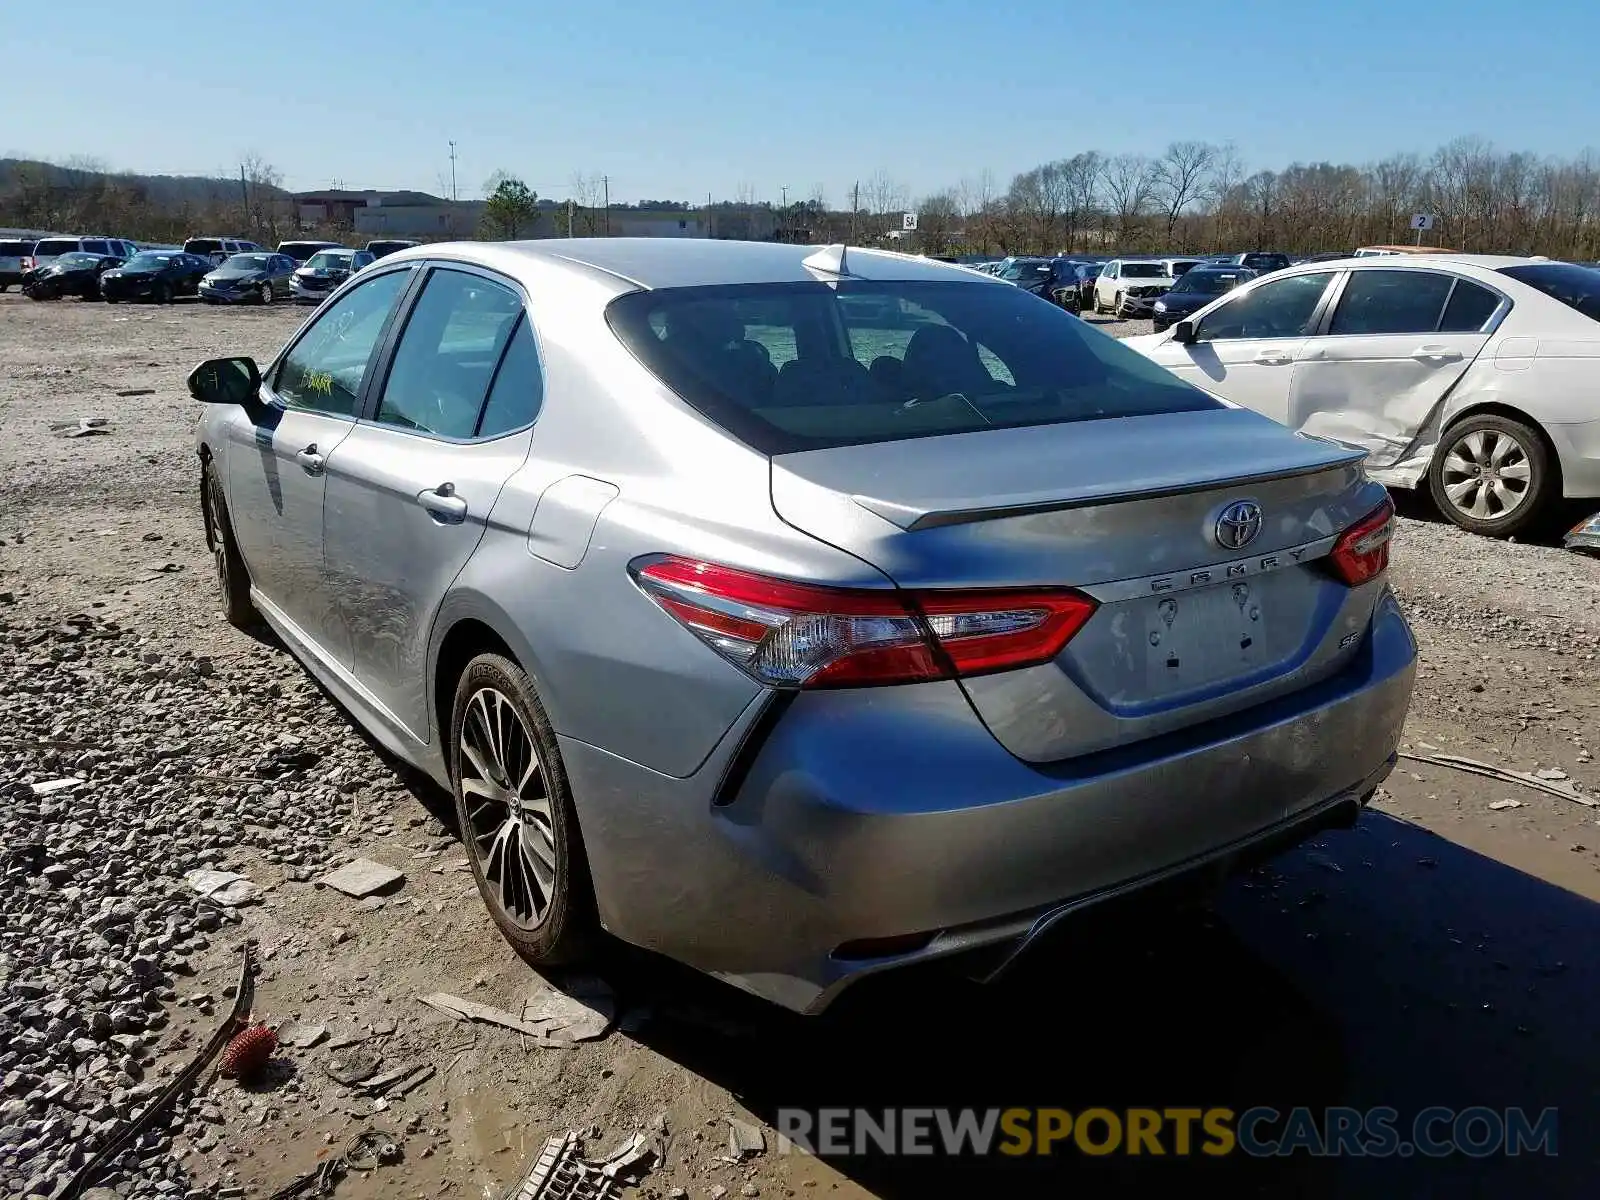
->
[34,239,79,257]
[606,280,1218,455]
[0,241,31,255]
[1439,280,1502,332]
[1498,262,1600,324]
[1329,270,1454,335]
[477,316,543,438]
[185,239,222,255]
[374,269,523,438]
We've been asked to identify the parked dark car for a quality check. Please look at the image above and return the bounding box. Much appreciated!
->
[100,251,211,303]
[200,252,297,304]
[365,238,420,259]
[1001,257,1085,310]
[1213,251,1292,274]
[21,251,124,300]
[182,236,263,267]
[1150,265,1258,332]
[0,238,35,290]
[289,248,374,304]
[1061,261,1103,311]
[276,239,344,264]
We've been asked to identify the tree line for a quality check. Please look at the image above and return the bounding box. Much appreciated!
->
[904,137,1600,259]
[7,137,1600,260]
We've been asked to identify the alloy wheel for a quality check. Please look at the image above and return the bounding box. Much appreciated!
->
[207,475,231,593]
[260,283,273,305]
[459,687,558,931]
[1439,428,1532,522]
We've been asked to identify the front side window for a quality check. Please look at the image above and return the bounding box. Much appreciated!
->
[606,280,1220,455]
[273,269,409,415]
[374,269,524,438]
[1329,270,1455,336]
[1196,272,1333,341]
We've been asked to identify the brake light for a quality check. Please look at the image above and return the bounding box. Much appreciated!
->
[632,556,1097,689]
[1328,496,1395,586]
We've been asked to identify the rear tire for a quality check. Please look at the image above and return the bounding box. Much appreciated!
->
[1428,412,1554,538]
[203,462,256,629]
[451,654,596,966]
[259,283,273,305]
[154,281,173,305]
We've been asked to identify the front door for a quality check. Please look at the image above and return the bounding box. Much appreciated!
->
[322,265,542,740]
[1286,268,1499,466]
[1152,270,1337,421]
[224,267,412,662]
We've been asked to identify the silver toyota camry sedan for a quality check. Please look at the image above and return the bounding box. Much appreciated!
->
[189,238,1416,1014]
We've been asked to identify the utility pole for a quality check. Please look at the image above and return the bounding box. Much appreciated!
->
[602,175,610,235]
[567,199,574,237]
[239,164,249,231]
[448,141,458,202]
[851,181,860,243]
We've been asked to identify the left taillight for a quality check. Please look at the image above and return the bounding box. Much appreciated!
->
[1328,495,1395,586]
[20,256,32,271]
[631,555,1097,689]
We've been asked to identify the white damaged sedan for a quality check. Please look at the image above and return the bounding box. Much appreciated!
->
[1123,255,1600,536]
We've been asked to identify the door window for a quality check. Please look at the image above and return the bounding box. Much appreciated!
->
[84,240,110,255]
[1195,272,1333,341]
[1329,270,1454,335]
[1439,278,1502,332]
[373,268,524,438]
[476,317,544,438]
[273,269,410,416]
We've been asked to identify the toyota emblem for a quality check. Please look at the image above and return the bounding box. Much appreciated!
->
[1215,500,1263,550]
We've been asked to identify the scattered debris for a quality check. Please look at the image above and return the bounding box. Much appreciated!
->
[115,387,156,397]
[1305,850,1344,874]
[1398,752,1596,808]
[186,867,264,906]
[357,1061,435,1097]
[522,975,616,1045]
[29,777,81,796]
[418,992,548,1038]
[282,1021,329,1050]
[1563,511,1600,554]
[727,1118,766,1159]
[63,946,255,1199]
[1489,799,1524,811]
[144,560,185,573]
[318,856,406,898]
[504,1129,658,1200]
[220,1022,279,1081]
[267,1128,401,1199]
[325,1050,384,1086]
[1534,766,1568,781]
[50,416,112,438]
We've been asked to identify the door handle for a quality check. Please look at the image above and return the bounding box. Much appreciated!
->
[418,482,468,524]
[1252,351,1294,365]
[294,444,324,474]
[1411,345,1463,362]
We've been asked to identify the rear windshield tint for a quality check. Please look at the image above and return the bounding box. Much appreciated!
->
[605,281,1219,454]
[34,239,80,257]
[1498,262,1600,323]
[0,240,33,255]
[184,239,223,254]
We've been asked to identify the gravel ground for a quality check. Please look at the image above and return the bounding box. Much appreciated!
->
[2,292,1597,1199]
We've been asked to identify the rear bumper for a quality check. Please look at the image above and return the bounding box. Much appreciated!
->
[564,589,1416,1013]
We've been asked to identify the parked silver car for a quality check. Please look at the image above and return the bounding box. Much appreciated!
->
[189,239,1416,1014]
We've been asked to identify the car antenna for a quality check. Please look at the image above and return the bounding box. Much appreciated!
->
[802,243,851,281]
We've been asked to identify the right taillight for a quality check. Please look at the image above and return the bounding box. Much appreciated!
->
[631,555,1096,689]
[1328,495,1395,586]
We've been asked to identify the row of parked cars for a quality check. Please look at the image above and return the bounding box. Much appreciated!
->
[971,251,1292,321]
[0,234,414,304]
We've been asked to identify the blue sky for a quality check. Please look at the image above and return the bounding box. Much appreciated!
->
[5,0,1599,205]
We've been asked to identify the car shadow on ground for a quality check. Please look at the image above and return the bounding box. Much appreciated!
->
[1391,485,1592,548]
[608,812,1599,1198]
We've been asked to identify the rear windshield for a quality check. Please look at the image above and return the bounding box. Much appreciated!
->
[0,240,33,255]
[1173,269,1253,295]
[306,251,355,269]
[279,243,331,258]
[1241,254,1288,271]
[184,239,223,254]
[1167,261,1200,276]
[1498,262,1600,323]
[1119,263,1166,278]
[34,239,80,257]
[124,254,172,270]
[605,281,1219,454]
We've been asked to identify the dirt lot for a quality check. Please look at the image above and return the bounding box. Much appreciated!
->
[1,292,1597,1199]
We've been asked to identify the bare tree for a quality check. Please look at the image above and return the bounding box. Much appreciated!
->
[1102,154,1155,248]
[862,170,910,216]
[1151,141,1218,243]
[1006,162,1071,251]
[913,191,962,253]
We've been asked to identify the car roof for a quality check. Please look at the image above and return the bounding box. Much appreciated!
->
[381,238,1009,290]
[1290,253,1537,271]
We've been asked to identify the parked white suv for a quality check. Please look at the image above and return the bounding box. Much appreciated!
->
[1093,258,1201,318]
[29,235,140,271]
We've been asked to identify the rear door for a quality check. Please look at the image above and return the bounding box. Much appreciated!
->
[321,264,537,739]
[1286,267,1502,465]
[1148,270,1338,420]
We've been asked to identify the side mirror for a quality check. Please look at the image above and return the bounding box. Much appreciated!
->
[1172,320,1197,345]
[188,356,261,406]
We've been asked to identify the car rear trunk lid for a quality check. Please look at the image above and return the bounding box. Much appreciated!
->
[769,407,1385,762]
